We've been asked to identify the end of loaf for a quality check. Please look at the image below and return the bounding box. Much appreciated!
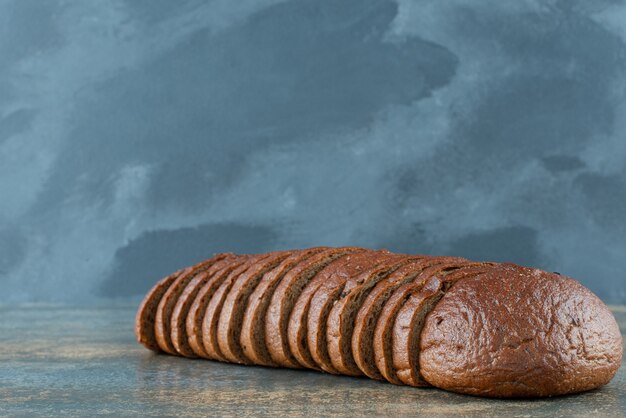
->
[418,263,623,398]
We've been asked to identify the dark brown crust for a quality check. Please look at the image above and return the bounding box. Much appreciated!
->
[373,258,469,384]
[154,254,233,354]
[419,263,623,398]
[217,251,292,364]
[286,250,375,370]
[202,254,270,361]
[170,255,241,357]
[135,268,186,352]
[326,254,420,376]
[240,247,328,366]
[304,251,394,373]
[186,257,251,358]
[265,247,364,368]
[392,278,442,387]
[352,256,456,380]
[392,263,497,386]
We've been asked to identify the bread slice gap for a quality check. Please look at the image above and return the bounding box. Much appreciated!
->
[352,256,463,379]
[240,247,328,366]
[154,253,233,354]
[217,251,292,364]
[265,247,363,368]
[326,254,425,376]
[374,259,476,384]
[302,251,396,373]
[135,267,187,352]
[201,254,270,361]
[186,256,252,358]
[170,255,241,357]
[392,263,497,387]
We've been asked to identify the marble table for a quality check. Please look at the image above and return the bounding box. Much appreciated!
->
[1,305,624,417]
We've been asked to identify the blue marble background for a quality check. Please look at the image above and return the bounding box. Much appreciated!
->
[1,0,625,303]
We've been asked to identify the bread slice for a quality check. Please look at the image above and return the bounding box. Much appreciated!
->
[325,254,423,376]
[286,250,377,370]
[240,247,328,366]
[186,256,251,358]
[303,251,395,373]
[170,255,240,357]
[265,247,363,368]
[135,268,186,352]
[392,263,497,386]
[154,253,233,354]
[419,263,623,397]
[202,254,270,361]
[373,258,473,384]
[351,256,460,380]
[217,251,292,364]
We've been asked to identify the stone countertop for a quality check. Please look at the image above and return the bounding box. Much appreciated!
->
[1,305,624,417]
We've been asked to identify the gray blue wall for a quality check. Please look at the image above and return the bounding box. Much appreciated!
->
[1,0,625,303]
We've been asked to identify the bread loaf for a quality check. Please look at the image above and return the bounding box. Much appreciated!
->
[135,247,622,398]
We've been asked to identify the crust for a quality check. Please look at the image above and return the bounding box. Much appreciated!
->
[154,254,233,354]
[392,263,496,386]
[240,247,328,366]
[217,251,292,364]
[373,258,470,384]
[265,247,363,368]
[419,263,623,397]
[135,268,185,352]
[202,254,269,361]
[286,250,373,370]
[351,256,459,380]
[326,254,419,376]
[303,251,394,373]
[185,256,251,358]
[170,256,240,357]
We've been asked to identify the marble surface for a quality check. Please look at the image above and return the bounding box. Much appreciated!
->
[1,305,624,417]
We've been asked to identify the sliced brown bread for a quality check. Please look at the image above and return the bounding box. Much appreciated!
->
[170,255,241,357]
[135,268,187,352]
[286,250,375,370]
[326,254,423,376]
[217,251,292,364]
[392,263,497,387]
[136,248,624,397]
[373,258,472,384]
[186,256,252,358]
[265,247,363,368]
[202,254,270,361]
[303,251,395,373]
[154,253,233,354]
[351,256,458,380]
[240,247,328,366]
